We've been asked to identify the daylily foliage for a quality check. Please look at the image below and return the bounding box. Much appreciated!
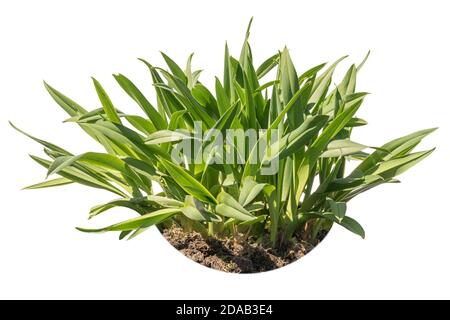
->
[13,19,434,245]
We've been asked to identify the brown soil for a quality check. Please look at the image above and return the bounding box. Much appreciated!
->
[162,226,327,273]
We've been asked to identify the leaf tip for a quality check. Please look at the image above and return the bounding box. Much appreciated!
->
[246,17,254,34]
[76,226,101,233]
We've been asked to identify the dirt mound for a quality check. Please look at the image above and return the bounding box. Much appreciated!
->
[162,226,326,273]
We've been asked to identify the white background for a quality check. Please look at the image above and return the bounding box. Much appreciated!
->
[0,0,448,299]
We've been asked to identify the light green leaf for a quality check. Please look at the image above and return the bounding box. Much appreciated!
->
[239,214,267,226]
[145,130,193,145]
[239,177,266,207]
[30,155,127,197]
[351,128,437,178]
[77,208,181,233]
[320,139,368,158]
[369,149,435,179]
[146,195,183,208]
[47,152,128,178]
[43,81,87,116]
[10,122,71,155]
[23,177,73,190]
[89,198,145,219]
[181,195,222,222]
[216,191,255,221]
[92,77,121,124]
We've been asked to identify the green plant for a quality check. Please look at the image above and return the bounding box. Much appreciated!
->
[12,19,435,247]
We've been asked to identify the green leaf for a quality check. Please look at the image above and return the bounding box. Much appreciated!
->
[216,191,255,221]
[299,212,365,238]
[10,122,72,155]
[185,53,195,89]
[77,208,181,233]
[89,198,146,219]
[181,195,222,222]
[168,110,188,131]
[350,128,437,178]
[268,81,311,130]
[256,53,279,79]
[146,195,183,208]
[346,117,368,127]
[158,69,216,128]
[139,58,184,116]
[47,152,129,178]
[145,130,193,145]
[92,77,121,124]
[192,83,220,117]
[295,96,364,200]
[119,231,132,240]
[309,56,347,104]
[122,115,156,136]
[357,51,371,72]
[338,216,365,238]
[239,177,266,207]
[43,81,87,116]
[159,158,217,205]
[239,214,267,226]
[215,77,231,116]
[23,177,73,190]
[298,62,327,84]
[255,80,279,93]
[239,17,254,71]
[264,115,329,162]
[326,198,346,222]
[161,51,187,83]
[113,73,167,130]
[80,121,169,161]
[30,155,127,197]
[320,139,368,158]
[279,47,301,127]
[369,149,435,179]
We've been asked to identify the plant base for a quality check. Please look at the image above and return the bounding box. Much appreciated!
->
[161,225,328,273]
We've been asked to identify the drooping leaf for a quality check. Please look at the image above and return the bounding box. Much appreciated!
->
[299,212,365,238]
[77,208,181,233]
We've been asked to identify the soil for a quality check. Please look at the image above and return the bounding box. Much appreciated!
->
[162,225,327,273]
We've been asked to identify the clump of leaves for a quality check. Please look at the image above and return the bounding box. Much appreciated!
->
[13,19,434,246]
